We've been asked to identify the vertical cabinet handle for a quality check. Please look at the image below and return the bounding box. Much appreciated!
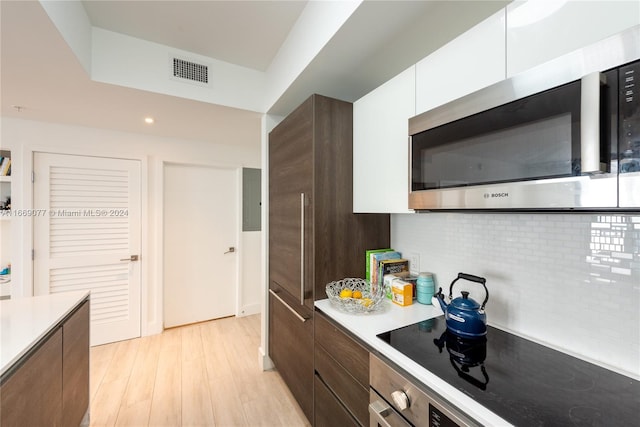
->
[300,192,305,305]
[581,71,607,174]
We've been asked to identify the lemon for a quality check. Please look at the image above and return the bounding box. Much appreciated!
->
[339,288,353,299]
[352,290,363,299]
[361,298,373,307]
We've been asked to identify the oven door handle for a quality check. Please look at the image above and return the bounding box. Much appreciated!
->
[580,71,607,174]
[369,399,411,427]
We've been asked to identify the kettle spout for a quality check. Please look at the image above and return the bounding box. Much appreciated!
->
[435,287,448,313]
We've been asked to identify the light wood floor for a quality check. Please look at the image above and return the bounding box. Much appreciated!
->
[89,314,310,427]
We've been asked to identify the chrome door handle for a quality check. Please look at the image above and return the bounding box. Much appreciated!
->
[224,247,235,254]
[120,255,139,262]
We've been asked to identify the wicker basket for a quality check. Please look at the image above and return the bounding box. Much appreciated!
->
[325,278,388,314]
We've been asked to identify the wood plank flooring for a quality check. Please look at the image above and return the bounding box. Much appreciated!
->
[89,314,310,427]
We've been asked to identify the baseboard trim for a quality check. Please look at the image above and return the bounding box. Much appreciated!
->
[238,303,260,317]
[258,346,274,371]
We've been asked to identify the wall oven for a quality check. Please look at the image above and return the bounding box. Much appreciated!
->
[369,354,479,427]
[409,26,640,211]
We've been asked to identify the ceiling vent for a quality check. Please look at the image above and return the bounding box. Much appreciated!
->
[170,56,211,88]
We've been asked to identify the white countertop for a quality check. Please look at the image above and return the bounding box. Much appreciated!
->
[315,297,513,427]
[0,275,10,299]
[1,291,90,377]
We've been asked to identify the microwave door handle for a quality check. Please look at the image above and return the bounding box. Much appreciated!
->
[580,72,607,174]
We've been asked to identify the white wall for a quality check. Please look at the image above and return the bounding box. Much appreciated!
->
[258,113,283,370]
[240,230,262,315]
[392,212,640,379]
[1,116,262,336]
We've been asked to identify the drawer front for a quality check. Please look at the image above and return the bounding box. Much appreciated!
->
[315,344,369,426]
[314,375,360,427]
[269,293,314,422]
[315,312,369,387]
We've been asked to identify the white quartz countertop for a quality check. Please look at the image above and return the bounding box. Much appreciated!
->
[315,297,513,427]
[1,291,90,377]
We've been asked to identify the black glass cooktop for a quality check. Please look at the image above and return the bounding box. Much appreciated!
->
[377,316,639,426]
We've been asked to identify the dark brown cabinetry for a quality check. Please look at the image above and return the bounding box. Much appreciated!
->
[0,328,63,426]
[268,291,314,418]
[62,300,90,426]
[314,375,360,427]
[0,299,90,427]
[268,94,389,424]
[314,311,370,426]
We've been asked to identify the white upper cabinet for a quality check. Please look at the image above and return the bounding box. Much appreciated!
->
[506,1,640,77]
[353,2,639,214]
[353,66,415,213]
[415,9,506,115]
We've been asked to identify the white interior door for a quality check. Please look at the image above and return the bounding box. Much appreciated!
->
[163,163,237,328]
[33,152,142,346]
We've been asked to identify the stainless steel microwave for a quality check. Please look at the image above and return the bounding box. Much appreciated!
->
[409,26,640,211]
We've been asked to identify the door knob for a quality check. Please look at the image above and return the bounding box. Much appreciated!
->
[224,247,235,254]
[120,255,139,262]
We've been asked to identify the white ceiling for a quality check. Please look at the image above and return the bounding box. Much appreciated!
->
[0,0,509,145]
[81,0,308,72]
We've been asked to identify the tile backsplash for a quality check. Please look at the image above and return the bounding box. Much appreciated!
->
[392,213,640,379]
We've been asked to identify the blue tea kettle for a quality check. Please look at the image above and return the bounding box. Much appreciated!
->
[436,273,489,338]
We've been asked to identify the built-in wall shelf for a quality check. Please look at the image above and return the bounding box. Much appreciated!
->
[0,149,12,299]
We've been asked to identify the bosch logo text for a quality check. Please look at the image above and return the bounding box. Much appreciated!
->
[483,192,509,199]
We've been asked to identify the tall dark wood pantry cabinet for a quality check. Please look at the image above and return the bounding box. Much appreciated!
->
[268,94,390,424]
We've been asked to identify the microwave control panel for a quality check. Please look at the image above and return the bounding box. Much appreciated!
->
[620,60,640,173]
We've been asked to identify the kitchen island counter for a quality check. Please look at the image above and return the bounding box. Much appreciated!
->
[1,290,89,377]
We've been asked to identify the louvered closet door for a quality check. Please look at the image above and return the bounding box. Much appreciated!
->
[33,153,141,346]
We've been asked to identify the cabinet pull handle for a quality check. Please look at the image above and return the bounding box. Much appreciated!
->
[300,192,305,305]
[581,71,607,174]
[269,289,308,322]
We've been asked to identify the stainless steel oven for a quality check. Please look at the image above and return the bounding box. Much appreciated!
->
[409,26,640,211]
[369,354,479,427]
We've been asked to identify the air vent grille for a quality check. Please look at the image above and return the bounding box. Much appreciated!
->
[173,58,208,84]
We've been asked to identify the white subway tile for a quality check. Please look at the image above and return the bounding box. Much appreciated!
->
[391,212,640,377]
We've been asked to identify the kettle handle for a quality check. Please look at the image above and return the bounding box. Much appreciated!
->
[449,273,489,310]
[449,359,490,391]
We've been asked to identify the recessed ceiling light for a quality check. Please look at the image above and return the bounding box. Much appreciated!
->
[144,117,155,124]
